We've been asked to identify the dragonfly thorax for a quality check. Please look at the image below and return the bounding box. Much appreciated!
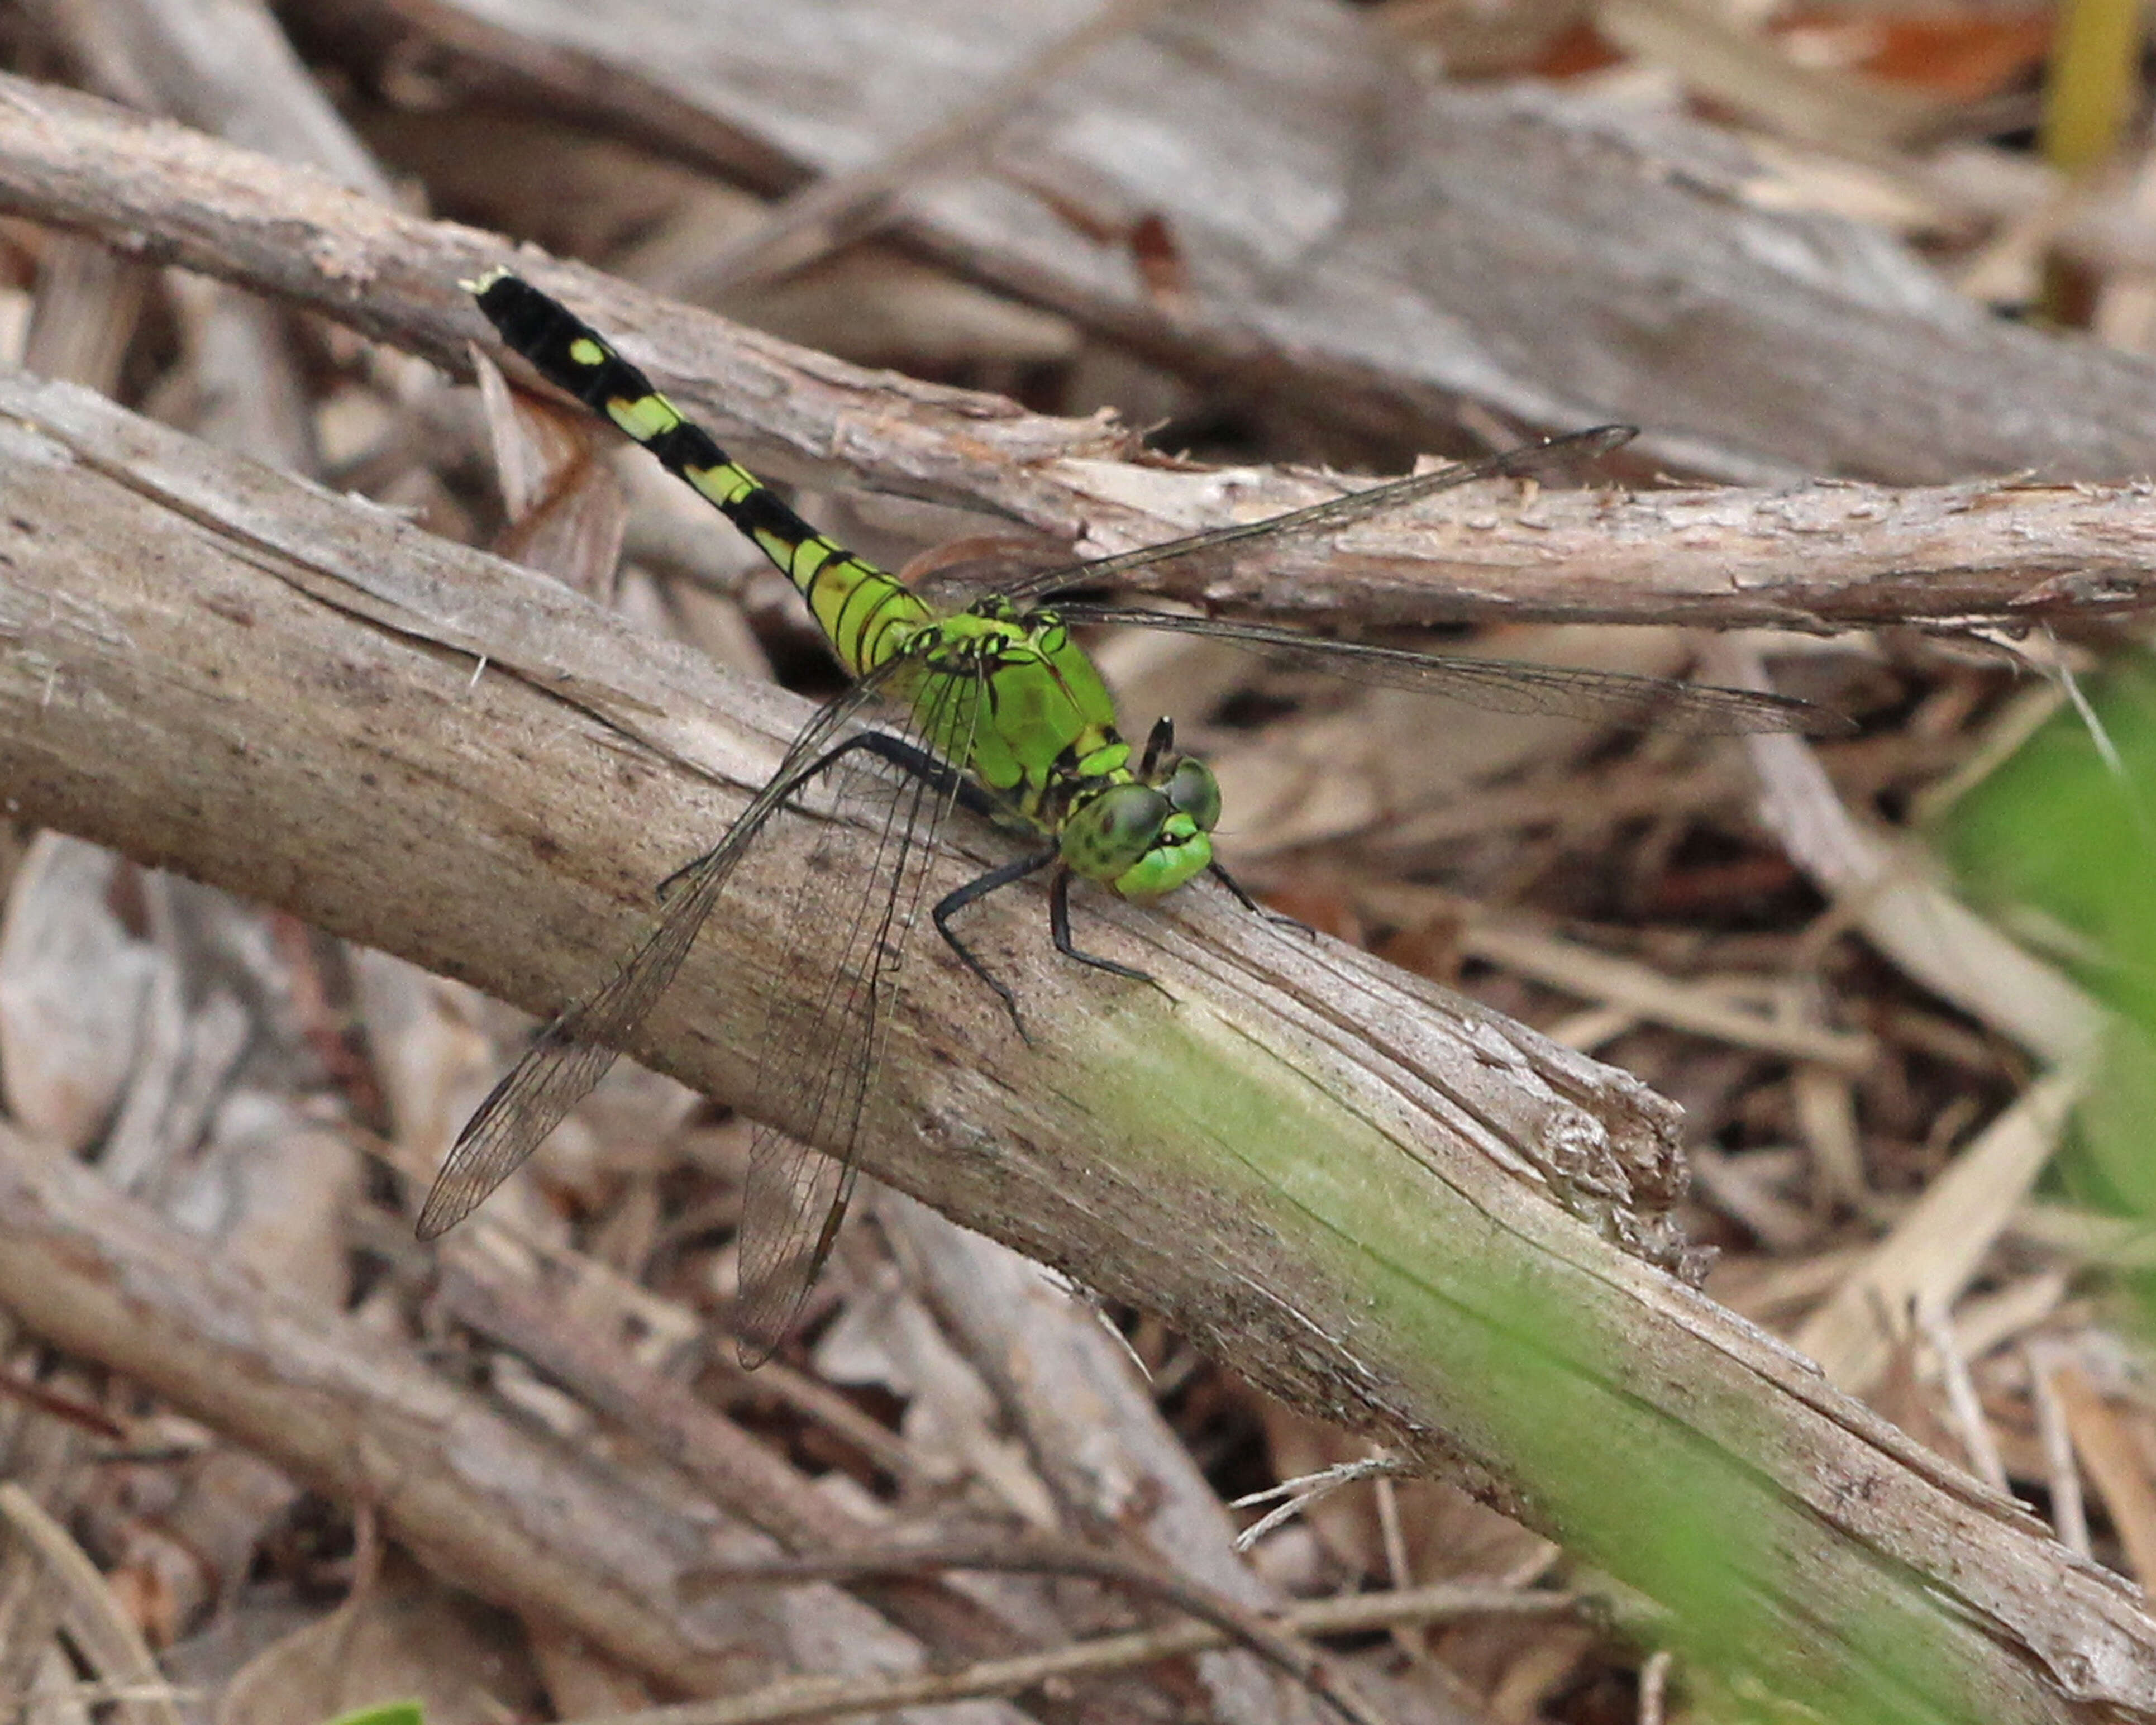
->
[894,601,1119,802]
[896,601,1219,899]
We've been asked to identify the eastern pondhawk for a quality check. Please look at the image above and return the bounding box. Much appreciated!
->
[422,269,1845,1362]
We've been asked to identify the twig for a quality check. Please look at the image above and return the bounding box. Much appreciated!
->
[2026,1343,2092,1557]
[586,1583,1576,1725]
[1638,1648,1675,1725]
[674,0,1180,298]
[1233,1457,1406,1551]
[436,1251,1041,1670]
[254,0,2156,482]
[688,1531,1394,1725]
[0,1483,186,1725]
[1370,1471,1429,1666]
[0,1370,126,1440]
[1795,1060,2093,1394]
[2,74,2156,628]
[1443,909,1875,1073]
[877,1190,1301,1722]
[0,1128,794,1693]
[1914,1294,2010,1495]
[2045,1361,2156,1586]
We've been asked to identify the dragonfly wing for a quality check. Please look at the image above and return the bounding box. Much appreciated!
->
[417,882,712,1241]
[736,1118,858,1367]
[732,655,986,1365]
[1052,607,1851,737]
[990,425,1638,608]
[416,665,907,1241]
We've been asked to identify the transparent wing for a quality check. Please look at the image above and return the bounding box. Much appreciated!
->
[732,658,986,1365]
[992,425,1638,608]
[416,659,910,1241]
[1050,607,1853,736]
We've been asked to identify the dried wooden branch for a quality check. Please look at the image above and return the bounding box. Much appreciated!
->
[1,73,2154,636]
[0,1126,783,1693]
[672,0,1184,298]
[853,1194,1315,1725]
[2,359,2152,1719]
[562,1584,1575,1725]
[298,0,2156,484]
[694,1535,1393,1725]
[0,1484,182,1725]
[42,0,389,197]
[433,1249,1053,1674]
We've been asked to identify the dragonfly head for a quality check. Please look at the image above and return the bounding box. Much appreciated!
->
[1061,720,1220,900]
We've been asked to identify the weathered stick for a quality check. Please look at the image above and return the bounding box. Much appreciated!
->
[0,73,2154,633]
[304,0,2156,484]
[2,363,2150,1719]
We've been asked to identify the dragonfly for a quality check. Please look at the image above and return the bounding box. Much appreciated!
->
[423,268,1846,1363]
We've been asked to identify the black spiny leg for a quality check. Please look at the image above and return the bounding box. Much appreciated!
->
[1139,715,1174,777]
[683,724,1047,1035]
[1208,860,1313,937]
[656,728,995,902]
[932,847,1059,1041]
[1051,870,1170,1001]
[1206,859,1265,914]
[852,730,1002,819]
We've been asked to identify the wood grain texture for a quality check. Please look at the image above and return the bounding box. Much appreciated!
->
[2,365,2151,1720]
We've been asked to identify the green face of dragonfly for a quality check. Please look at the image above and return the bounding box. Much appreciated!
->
[1059,752,1220,899]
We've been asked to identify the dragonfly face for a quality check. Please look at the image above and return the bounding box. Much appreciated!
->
[1057,716,1222,898]
[1060,777,1214,897]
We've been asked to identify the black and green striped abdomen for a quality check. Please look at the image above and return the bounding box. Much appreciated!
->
[469,269,927,679]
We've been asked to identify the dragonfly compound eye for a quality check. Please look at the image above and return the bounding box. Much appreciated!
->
[1061,783,1213,900]
[1162,757,1222,833]
[1062,783,1172,880]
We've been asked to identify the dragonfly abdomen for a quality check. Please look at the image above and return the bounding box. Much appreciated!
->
[468,268,929,679]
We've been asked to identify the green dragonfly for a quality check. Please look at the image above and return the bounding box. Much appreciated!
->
[422,269,1845,1362]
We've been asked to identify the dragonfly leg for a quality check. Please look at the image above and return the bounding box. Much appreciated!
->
[654,728,973,900]
[655,842,723,900]
[1139,715,1173,776]
[851,731,1003,819]
[933,846,1058,1042]
[1208,860,1314,938]
[1051,869,1171,1002]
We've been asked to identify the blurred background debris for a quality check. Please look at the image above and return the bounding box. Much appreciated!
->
[2,0,2156,1718]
